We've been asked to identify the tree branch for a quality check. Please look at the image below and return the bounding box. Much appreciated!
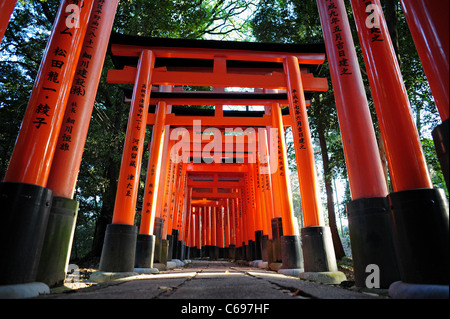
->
[39,0,55,24]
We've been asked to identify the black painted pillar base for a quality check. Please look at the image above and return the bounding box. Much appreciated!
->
[224,247,230,259]
[184,245,190,260]
[432,118,449,191]
[171,229,179,260]
[153,217,164,263]
[255,230,263,260]
[204,245,211,258]
[135,234,156,268]
[190,247,198,259]
[160,239,169,264]
[181,242,186,261]
[280,235,303,269]
[235,246,243,260]
[301,226,337,272]
[267,239,275,264]
[261,235,269,261]
[242,243,247,260]
[212,246,219,260]
[177,240,183,260]
[299,226,347,284]
[271,217,283,262]
[201,245,206,258]
[229,244,236,260]
[0,182,53,285]
[36,196,79,288]
[388,188,449,286]
[99,224,137,273]
[246,241,255,261]
[166,234,173,261]
[347,197,400,288]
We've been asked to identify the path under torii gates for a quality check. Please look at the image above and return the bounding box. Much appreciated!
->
[0,0,448,300]
[37,260,383,300]
[100,32,335,281]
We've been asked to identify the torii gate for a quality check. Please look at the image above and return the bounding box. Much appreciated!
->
[0,0,448,299]
[101,31,334,278]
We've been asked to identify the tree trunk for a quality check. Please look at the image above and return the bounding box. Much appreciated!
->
[377,131,391,192]
[385,0,401,66]
[87,83,127,258]
[89,160,117,257]
[318,126,346,260]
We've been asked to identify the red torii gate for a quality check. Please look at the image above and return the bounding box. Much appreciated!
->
[0,0,447,299]
[102,31,334,277]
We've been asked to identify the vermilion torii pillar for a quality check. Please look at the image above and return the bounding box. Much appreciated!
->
[182,187,192,259]
[196,207,202,256]
[210,206,218,259]
[173,161,188,260]
[399,0,449,191]
[190,206,197,258]
[163,154,176,241]
[243,170,256,260]
[350,0,449,297]
[284,56,337,277]
[216,205,225,257]
[352,0,431,192]
[206,206,212,255]
[173,159,188,260]
[4,0,93,187]
[139,100,168,235]
[317,0,399,288]
[153,104,173,262]
[159,139,176,241]
[137,85,172,267]
[256,129,276,262]
[187,205,195,258]
[151,124,172,264]
[264,98,293,225]
[99,50,155,273]
[234,195,243,259]
[135,99,168,271]
[47,0,120,199]
[166,160,179,260]
[260,123,279,262]
[0,0,94,286]
[229,198,237,259]
[38,0,120,288]
[0,0,18,44]
[285,56,323,230]
[252,161,264,260]
[268,98,295,264]
[259,128,276,229]
[105,34,333,276]
[201,206,207,256]
[240,188,249,260]
[400,0,448,122]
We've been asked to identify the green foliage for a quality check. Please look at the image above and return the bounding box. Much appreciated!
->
[114,0,213,38]
[421,138,448,196]
[251,0,322,43]
[113,0,256,40]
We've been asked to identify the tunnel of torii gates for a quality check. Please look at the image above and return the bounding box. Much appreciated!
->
[0,0,448,298]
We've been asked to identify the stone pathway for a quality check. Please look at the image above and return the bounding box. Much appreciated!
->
[39,260,382,300]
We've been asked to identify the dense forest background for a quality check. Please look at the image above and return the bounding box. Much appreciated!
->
[0,0,446,262]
